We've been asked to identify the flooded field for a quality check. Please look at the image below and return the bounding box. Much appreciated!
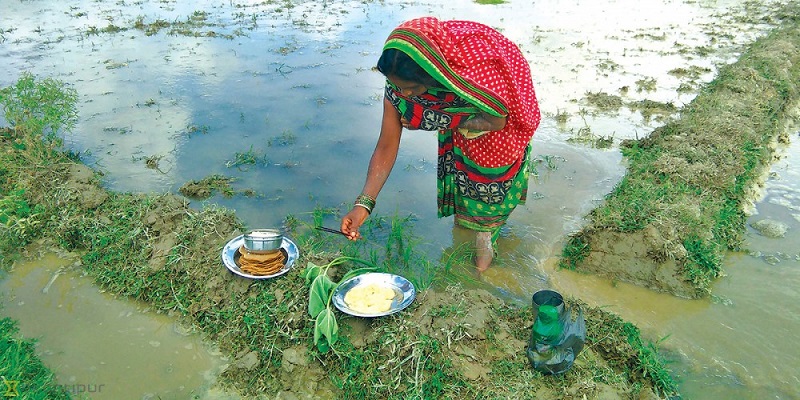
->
[1,0,799,398]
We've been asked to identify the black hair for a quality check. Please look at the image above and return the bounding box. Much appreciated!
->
[376,48,439,87]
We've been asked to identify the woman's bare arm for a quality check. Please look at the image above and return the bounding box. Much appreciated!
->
[341,97,403,239]
[361,97,403,199]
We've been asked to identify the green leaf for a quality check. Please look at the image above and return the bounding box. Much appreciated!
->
[314,308,338,353]
[303,262,323,285]
[316,337,330,354]
[338,267,377,284]
[328,256,379,270]
[308,274,336,318]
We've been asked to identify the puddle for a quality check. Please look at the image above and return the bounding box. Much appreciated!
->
[0,249,236,399]
[1,0,799,398]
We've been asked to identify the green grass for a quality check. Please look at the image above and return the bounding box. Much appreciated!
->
[581,304,679,397]
[178,174,238,199]
[0,72,77,270]
[564,13,800,296]
[0,188,45,269]
[559,234,589,271]
[225,145,269,168]
[0,318,70,399]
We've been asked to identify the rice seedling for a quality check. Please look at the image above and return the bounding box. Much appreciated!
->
[553,108,569,124]
[268,130,296,146]
[225,145,268,168]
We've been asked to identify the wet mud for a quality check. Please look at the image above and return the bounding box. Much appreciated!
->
[565,21,800,298]
[1,137,670,398]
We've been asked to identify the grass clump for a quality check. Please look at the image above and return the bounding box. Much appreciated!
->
[583,91,624,113]
[178,174,237,199]
[226,145,269,169]
[562,13,800,297]
[580,304,679,397]
[0,72,78,269]
[627,99,678,123]
[0,318,70,399]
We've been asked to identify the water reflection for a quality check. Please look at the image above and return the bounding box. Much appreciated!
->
[1,0,797,398]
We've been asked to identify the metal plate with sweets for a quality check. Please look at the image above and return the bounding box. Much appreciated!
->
[221,235,299,279]
[332,272,416,317]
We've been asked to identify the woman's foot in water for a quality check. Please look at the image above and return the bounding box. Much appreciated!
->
[475,231,493,272]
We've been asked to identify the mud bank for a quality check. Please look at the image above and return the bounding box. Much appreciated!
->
[0,88,675,397]
[561,13,800,299]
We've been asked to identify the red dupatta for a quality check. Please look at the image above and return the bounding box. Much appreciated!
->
[384,17,540,168]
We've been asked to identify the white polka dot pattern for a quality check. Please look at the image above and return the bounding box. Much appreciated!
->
[395,17,541,168]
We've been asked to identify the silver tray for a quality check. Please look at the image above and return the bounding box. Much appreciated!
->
[332,272,416,317]
[221,234,299,279]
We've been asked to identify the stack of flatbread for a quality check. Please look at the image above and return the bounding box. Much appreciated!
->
[238,246,286,276]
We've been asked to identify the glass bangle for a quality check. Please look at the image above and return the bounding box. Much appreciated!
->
[354,194,375,214]
[353,203,373,214]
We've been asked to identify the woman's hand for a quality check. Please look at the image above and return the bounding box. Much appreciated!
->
[341,207,370,241]
[458,111,506,132]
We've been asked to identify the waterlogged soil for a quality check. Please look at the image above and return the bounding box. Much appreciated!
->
[6,157,669,398]
[568,24,800,299]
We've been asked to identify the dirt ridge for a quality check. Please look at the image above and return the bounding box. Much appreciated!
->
[563,16,800,298]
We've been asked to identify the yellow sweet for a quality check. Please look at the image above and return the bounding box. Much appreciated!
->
[344,283,397,314]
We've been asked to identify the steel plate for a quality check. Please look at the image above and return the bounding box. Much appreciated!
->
[221,234,298,279]
[332,272,416,317]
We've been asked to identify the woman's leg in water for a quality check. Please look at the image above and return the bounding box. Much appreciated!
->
[475,231,493,272]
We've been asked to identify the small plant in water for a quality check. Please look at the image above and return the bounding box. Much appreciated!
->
[226,145,267,168]
[185,123,209,136]
[554,109,569,124]
[144,154,164,171]
[268,130,296,146]
[635,77,658,92]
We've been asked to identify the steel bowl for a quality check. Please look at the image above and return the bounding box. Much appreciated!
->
[221,235,298,280]
[242,229,283,253]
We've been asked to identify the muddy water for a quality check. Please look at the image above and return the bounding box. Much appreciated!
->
[1,0,799,398]
[543,134,800,399]
[0,251,235,399]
